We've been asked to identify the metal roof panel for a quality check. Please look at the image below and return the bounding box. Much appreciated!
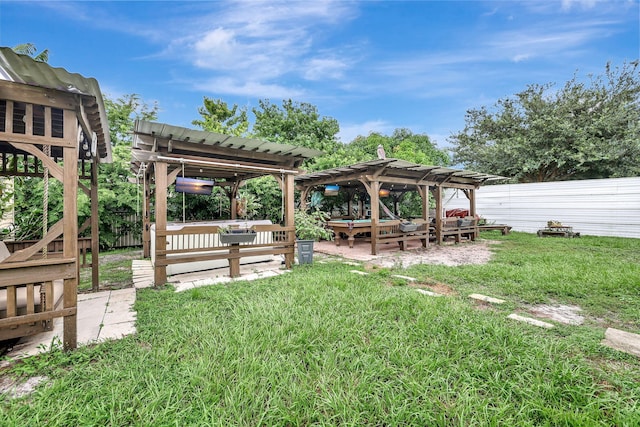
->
[0,47,112,162]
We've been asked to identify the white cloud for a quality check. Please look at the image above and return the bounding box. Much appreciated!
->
[561,0,599,11]
[304,58,349,80]
[192,77,305,99]
[512,53,532,63]
[337,120,392,143]
[180,2,356,77]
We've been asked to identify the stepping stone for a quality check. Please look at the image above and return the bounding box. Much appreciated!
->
[350,270,368,275]
[343,261,361,266]
[529,304,584,325]
[132,260,154,288]
[507,313,554,329]
[416,289,442,297]
[392,274,417,282]
[602,328,640,357]
[469,293,506,304]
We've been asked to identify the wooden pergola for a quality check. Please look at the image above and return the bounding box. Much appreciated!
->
[130,120,322,285]
[296,159,503,254]
[0,48,112,349]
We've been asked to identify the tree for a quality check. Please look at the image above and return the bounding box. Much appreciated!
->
[348,129,450,166]
[104,94,158,145]
[13,43,48,62]
[98,94,158,248]
[449,61,640,182]
[252,99,342,170]
[192,97,249,136]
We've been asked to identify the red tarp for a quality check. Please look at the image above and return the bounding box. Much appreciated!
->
[445,209,469,218]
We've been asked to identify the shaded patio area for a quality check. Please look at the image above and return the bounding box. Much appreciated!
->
[313,237,496,269]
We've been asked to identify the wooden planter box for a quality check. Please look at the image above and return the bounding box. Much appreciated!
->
[457,219,473,227]
[219,230,257,244]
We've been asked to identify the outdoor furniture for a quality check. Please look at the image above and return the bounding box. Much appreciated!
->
[150,220,288,278]
[296,159,505,254]
[441,216,478,243]
[327,219,378,248]
[478,224,512,235]
[375,219,430,252]
[537,225,580,238]
[132,120,322,285]
[0,48,112,349]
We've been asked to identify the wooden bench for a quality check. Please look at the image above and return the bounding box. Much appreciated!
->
[374,220,430,253]
[441,217,478,243]
[478,224,512,235]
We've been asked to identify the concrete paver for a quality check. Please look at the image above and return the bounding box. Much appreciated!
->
[602,328,640,357]
[507,313,554,329]
[416,289,442,297]
[469,293,506,304]
[392,275,417,282]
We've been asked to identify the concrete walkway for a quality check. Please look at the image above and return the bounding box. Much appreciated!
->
[4,288,137,361]
[5,257,289,362]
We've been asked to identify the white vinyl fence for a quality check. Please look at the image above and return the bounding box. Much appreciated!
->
[444,177,640,238]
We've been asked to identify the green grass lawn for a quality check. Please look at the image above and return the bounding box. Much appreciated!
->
[2,233,639,425]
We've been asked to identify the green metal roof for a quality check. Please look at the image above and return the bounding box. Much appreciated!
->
[133,120,323,159]
[0,47,112,162]
[295,158,505,189]
[131,120,325,182]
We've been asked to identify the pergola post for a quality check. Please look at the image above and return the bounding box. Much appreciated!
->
[418,184,430,248]
[62,119,79,351]
[142,166,151,258]
[90,155,100,292]
[469,188,477,239]
[434,185,443,245]
[154,161,168,286]
[368,180,380,255]
[229,181,241,219]
[284,173,295,268]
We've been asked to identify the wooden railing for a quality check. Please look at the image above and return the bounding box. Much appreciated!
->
[154,224,295,278]
[440,217,478,243]
[373,219,430,254]
[0,257,76,341]
[4,237,92,268]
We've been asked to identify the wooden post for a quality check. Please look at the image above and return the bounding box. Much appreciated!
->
[418,184,430,248]
[90,155,99,292]
[229,245,240,278]
[229,181,240,219]
[367,180,380,255]
[434,185,443,245]
[62,117,78,350]
[358,195,364,219]
[142,166,151,258]
[154,161,168,286]
[469,187,477,240]
[284,174,295,268]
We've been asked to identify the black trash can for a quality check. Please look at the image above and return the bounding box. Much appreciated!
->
[297,240,314,265]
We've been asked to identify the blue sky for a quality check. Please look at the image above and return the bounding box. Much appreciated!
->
[1,1,638,150]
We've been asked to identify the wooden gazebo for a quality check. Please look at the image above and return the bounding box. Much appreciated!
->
[0,47,112,349]
[130,120,322,285]
[295,159,503,254]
